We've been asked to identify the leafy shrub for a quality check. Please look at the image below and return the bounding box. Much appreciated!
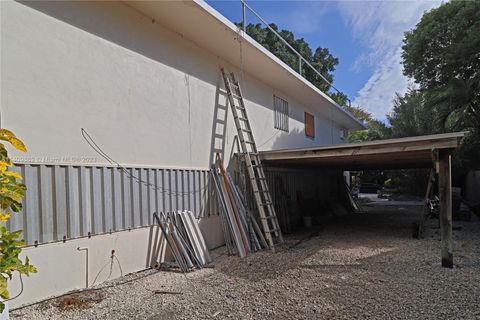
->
[0,129,36,312]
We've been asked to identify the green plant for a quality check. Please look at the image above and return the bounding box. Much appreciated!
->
[0,129,36,312]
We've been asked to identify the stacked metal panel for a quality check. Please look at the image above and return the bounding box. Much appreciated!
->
[153,210,211,272]
[211,156,266,258]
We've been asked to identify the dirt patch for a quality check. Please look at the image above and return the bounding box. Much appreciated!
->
[55,291,105,312]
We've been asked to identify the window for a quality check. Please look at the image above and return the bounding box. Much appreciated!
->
[273,95,289,132]
[304,112,315,138]
[340,129,348,140]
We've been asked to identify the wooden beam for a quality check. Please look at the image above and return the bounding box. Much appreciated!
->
[437,149,453,268]
[260,132,466,161]
[261,139,459,161]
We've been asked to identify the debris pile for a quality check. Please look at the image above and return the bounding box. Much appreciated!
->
[153,210,211,272]
[211,155,267,258]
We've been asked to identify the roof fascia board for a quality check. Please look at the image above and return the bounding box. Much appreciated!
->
[260,132,466,160]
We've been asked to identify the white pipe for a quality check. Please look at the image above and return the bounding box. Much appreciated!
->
[77,247,89,288]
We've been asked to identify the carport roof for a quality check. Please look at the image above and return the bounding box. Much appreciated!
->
[260,132,466,170]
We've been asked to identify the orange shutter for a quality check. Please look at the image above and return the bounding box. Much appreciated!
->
[305,112,315,138]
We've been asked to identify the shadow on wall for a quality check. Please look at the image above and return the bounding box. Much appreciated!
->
[18,0,292,120]
[18,1,218,89]
[208,75,229,166]
[16,1,286,118]
[269,127,305,151]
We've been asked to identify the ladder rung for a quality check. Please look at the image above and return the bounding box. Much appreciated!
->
[221,69,283,249]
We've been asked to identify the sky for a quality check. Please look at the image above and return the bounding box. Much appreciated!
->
[206,0,442,122]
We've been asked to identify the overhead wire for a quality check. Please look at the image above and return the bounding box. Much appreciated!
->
[3,274,24,303]
[81,128,209,197]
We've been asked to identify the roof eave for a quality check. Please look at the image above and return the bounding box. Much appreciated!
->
[193,0,366,130]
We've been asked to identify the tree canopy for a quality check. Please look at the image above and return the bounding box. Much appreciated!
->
[239,3,480,171]
[240,22,395,143]
[401,1,480,168]
[402,2,480,91]
[387,89,438,138]
[241,23,345,103]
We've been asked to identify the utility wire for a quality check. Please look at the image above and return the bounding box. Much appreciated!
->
[81,128,209,197]
[3,274,24,302]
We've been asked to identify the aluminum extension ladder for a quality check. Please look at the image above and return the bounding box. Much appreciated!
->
[221,68,283,250]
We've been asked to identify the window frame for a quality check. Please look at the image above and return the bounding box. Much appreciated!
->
[273,95,289,132]
[340,128,348,140]
[304,112,315,139]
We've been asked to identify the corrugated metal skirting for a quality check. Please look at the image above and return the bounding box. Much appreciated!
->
[8,164,217,246]
[234,160,339,233]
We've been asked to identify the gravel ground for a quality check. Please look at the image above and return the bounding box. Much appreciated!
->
[12,204,480,319]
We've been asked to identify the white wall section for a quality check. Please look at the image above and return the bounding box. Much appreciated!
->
[0,0,354,309]
[2,0,347,170]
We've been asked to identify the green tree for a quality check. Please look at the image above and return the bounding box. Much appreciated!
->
[344,105,390,142]
[242,23,343,101]
[402,1,480,168]
[240,22,388,143]
[387,89,438,138]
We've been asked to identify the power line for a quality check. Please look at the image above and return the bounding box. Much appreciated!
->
[80,128,209,197]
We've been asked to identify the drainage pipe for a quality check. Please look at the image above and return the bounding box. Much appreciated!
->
[77,247,89,288]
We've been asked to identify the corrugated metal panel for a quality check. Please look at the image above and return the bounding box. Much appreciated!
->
[10,164,214,246]
[239,165,339,232]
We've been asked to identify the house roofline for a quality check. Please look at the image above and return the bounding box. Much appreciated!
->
[193,0,366,130]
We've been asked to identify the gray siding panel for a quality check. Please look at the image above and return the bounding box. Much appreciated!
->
[53,166,68,240]
[102,167,113,233]
[147,169,155,225]
[66,166,81,238]
[91,167,103,234]
[10,164,213,246]
[39,166,53,243]
[140,168,149,226]
[112,168,123,230]
[131,168,140,228]
[23,166,37,244]
[9,166,24,232]
[122,168,131,229]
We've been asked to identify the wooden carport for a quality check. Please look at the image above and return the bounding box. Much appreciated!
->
[260,132,466,268]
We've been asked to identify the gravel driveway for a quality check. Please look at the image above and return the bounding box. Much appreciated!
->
[11,204,480,319]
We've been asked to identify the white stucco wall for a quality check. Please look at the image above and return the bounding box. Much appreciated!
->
[1,0,345,170]
[6,215,222,310]
[1,0,347,308]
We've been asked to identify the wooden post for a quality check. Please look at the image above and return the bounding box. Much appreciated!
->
[418,168,435,238]
[437,149,453,268]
